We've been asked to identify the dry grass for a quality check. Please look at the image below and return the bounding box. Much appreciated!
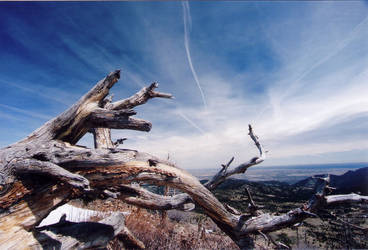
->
[125,207,238,250]
[75,198,238,249]
[67,198,368,249]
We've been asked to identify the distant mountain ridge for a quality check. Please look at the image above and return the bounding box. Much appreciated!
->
[207,167,368,205]
[294,167,368,195]
[193,162,368,184]
[206,167,368,249]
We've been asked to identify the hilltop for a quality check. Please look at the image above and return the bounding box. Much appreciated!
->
[295,167,368,195]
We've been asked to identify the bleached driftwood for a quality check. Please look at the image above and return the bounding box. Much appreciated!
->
[90,82,172,149]
[0,70,367,249]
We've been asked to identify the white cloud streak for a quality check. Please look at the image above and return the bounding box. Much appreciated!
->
[177,111,206,134]
[182,1,207,109]
[3,2,367,169]
[0,104,51,121]
[70,2,368,169]
[0,80,75,107]
[274,13,368,103]
[121,2,368,168]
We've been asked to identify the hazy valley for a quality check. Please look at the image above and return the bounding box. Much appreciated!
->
[189,162,368,184]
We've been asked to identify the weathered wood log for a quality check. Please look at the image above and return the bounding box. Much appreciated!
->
[90,95,115,149]
[34,212,137,249]
[91,82,172,150]
[1,70,367,250]
[118,184,195,211]
[0,71,173,249]
[0,183,71,249]
[106,82,172,110]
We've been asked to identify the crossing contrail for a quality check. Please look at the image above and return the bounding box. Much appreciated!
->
[177,111,205,134]
[182,1,207,109]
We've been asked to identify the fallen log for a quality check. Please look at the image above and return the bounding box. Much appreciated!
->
[1,70,367,249]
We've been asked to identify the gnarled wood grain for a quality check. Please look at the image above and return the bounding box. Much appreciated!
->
[1,70,366,249]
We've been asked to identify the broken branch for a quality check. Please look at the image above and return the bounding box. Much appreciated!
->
[107,82,173,110]
[205,124,266,190]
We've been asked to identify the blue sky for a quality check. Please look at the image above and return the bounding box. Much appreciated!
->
[0,1,367,169]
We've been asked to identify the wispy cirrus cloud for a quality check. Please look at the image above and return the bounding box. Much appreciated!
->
[0,104,51,121]
[1,1,367,169]
[111,1,368,168]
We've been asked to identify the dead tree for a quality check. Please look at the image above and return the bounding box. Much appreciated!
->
[0,70,367,249]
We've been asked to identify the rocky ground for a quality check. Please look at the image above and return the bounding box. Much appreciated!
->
[213,177,368,249]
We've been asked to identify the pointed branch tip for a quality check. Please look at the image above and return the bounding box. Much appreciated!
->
[114,70,121,79]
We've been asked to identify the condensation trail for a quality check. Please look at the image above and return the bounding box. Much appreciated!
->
[182,1,207,109]
[0,103,51,120]
[280,14,368,101]
[1,80,72,106]
[267,14,368,123]
[177,111,205,134]
[125,70,145,88]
